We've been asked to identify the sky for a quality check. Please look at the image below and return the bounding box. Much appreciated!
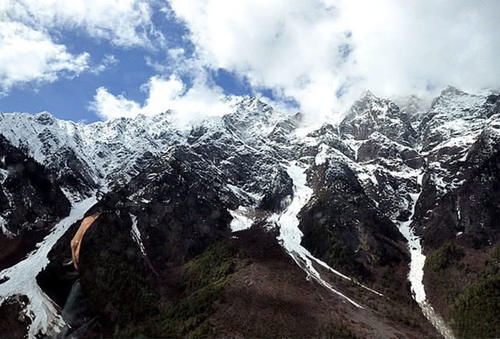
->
[1,0,499,124]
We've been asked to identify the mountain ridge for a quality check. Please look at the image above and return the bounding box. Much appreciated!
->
[0,88,499,338]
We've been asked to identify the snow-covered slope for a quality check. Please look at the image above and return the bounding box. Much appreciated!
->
[0,110,181,195]
[0,194,97,338]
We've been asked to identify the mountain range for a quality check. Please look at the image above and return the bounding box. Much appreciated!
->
[0,87,499,338]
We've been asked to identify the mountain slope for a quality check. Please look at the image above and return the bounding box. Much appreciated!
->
[0,89,499,338]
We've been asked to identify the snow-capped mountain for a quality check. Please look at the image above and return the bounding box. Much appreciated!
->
[0,89,499,338]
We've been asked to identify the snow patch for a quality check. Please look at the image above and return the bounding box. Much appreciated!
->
[343,139,363,162]
[0,168,9,184]
[227,184,263,203]
[0,215,15,238]
[228,207,254,232]
[314,144,328,165]
[0,195,97,339]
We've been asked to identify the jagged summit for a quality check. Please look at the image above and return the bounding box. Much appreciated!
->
[340,90,417,146]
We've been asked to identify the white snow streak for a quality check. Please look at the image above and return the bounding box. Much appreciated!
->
[0,195,97,339]
[0,168,9,184]
[130,214,146,256]
[0,215,15,238]
[274,162,366,309]
[394,173,455,339]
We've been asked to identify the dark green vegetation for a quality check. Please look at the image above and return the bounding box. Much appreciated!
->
[426,241,465,272]
[78,213,156,327]
[119,240,239,338]
[425,241,500,338]
[321,323,359,339]
[450,265,500,338]
[150,240,237,337]
[492,243,500,263]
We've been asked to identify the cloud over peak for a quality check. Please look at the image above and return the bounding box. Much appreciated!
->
[2,0,500,122]
[90,74,232,126]
[167,0,500,119]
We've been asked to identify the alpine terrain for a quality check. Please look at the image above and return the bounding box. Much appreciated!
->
[0,87,499,338]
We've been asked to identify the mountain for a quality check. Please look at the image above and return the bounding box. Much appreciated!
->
[0,89,499,338]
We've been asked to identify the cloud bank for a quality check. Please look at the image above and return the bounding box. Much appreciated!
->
[166,0,500,120]
[2,0,160,47]
[2,0,500,121]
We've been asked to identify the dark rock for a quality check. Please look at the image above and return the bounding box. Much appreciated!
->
[300,161,407,280]
[484,94,500,118]
[0,295,30,339]
[0,135,70,269]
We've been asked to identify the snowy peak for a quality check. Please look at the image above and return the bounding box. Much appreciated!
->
[340,91,417,146]
[347,90,400,117]
[419,88,491,155]
[439,85,466,97]
[428,86,485,118]
[233,96,274,116]
[0,95,300,200]
[223,96,287,140]
[393,95,427,115]
[33,111,57,126]
[0,109,184,195]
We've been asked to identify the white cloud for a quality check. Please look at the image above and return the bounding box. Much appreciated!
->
[338,0,500,100]
[0,20,89,94]
[168,0,347,122]
[4,0,498,122]
[90,87,141,119]
[168,0,500,120]
[90,74,232,125]
[2,0,161,48]
[0,0,160,94]
[90,55,119,75]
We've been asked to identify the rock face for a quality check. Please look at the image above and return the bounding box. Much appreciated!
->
[0,89,499,338]
[0,135,70,270]
[0,295,31,338]
[301,159,407,281]
[340,90,417,145]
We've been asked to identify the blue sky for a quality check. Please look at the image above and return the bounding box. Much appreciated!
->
[1,1,499,123]
[0,5,256,122]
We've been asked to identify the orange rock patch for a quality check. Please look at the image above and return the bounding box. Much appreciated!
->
[71,213,100,270]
